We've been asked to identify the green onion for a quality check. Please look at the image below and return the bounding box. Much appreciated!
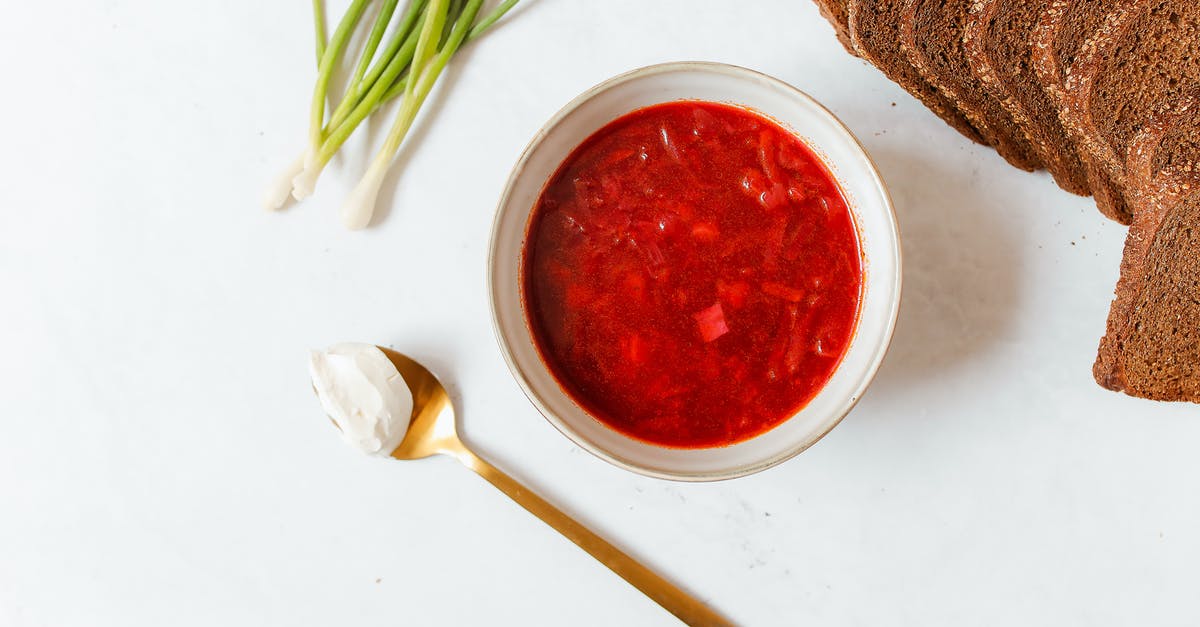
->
[339,0,453,228]
[301,11,428,190]
[324,0,421,134]
[351,0,428,110]
[266,0,518,228]
[350,0,400,88]
[293,0,373,201]
[266,0,517,223]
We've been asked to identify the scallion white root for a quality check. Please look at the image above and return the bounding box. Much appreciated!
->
[340,159,390,229]
[263,154,306,211]
[290,149,321,201]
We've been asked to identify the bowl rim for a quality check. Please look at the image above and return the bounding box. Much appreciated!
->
[487,60,902,481]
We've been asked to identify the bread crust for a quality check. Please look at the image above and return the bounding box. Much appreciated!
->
[1060,0,1200,222]
[1030,0,1134,224]
[1059,2,1150,189]
[964,0,1091,194]
[847,0,987,144]
[1095,93,1200,400]
[900,0,1044,172]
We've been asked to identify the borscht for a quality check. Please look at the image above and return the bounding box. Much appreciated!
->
[521,101,862,448]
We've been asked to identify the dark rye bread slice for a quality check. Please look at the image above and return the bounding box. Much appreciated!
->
[811,0,858,57]
[1095,94,1200,400]
[1098,188,1200,400]
[847,0,986,145]
[1060,0,1200,217]
[900,0,1043,172]
[1030,0,1132,224]
[963,0,1091,195]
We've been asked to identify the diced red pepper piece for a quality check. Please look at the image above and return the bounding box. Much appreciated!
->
[693,303,729,342]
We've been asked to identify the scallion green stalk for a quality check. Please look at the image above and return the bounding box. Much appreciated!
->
[376,0,517,103]
[294,0,373,201]
[467,0,517,39]
[441,0,467,46]
[354,0,428,104]
[312,0,328,65]
[324,0,411,134]
[350,0,400,88]
[298,10,427,190]
[341,0,482,229]
[337,0,450,228]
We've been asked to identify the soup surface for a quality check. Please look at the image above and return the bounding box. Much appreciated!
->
[522,101,862,448]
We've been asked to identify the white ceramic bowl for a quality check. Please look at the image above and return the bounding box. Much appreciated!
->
[489,62,901,481]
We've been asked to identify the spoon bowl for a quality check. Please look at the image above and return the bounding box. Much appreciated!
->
[379,348,459,461]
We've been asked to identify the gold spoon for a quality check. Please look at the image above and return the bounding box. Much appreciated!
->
[375,347,732,626]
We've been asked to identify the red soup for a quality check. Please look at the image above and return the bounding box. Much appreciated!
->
[522,101,862,448]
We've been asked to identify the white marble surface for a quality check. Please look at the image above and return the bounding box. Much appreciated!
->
[2,1,1198,625]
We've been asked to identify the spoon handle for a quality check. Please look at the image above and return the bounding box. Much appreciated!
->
[451,445,732,626]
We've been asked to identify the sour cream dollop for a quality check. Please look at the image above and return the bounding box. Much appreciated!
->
[309,343,413,456]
